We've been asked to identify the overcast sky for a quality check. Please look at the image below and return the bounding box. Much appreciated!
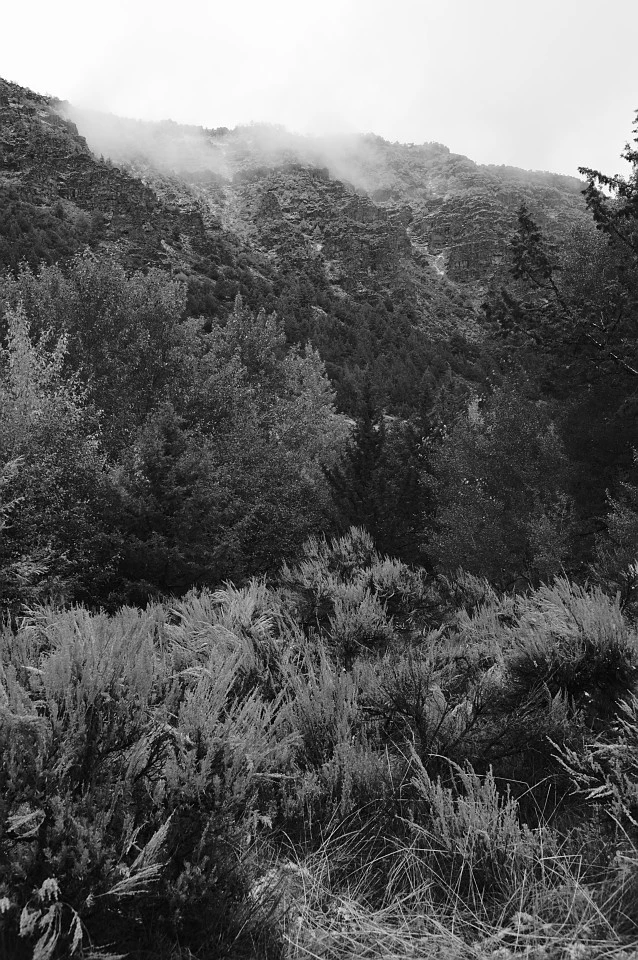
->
[2,0,637,177]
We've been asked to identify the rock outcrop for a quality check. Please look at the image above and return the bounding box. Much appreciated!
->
[0,76,592,414]
[53,107,587,297]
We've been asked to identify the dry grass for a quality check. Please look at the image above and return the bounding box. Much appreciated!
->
[245,823,638,960]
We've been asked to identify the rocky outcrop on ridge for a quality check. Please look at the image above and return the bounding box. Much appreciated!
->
[0,76,593,414]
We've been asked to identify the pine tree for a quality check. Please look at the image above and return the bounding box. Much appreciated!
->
[327,383,386,536]
[327,384,429,563]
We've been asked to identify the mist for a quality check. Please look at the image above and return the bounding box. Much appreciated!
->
[3,0,638,181]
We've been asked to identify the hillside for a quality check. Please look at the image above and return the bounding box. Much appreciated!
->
[0,78,275,297]
[59,103,588,288]
[2,74,638,960]
[2,74,636,573]
[0,77,591,416]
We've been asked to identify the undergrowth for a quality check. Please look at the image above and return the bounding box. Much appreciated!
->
[1,527,638,958]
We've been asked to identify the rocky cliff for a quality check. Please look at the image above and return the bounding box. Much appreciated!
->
[0,76,591,412]
[0,78,269,287]
[55,105,588,297]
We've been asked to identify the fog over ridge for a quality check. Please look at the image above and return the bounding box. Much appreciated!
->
[58,100,587,209]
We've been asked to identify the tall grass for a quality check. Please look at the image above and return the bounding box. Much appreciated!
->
[2,529,638,957]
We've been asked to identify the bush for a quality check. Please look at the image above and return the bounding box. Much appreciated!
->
[400,755,549,905]
[0,601,295,957]
[280,527,431,653]
[3,537,638,957]
[503,578,638,728]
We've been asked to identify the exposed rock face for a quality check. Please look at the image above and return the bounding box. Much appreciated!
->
[53,106,587,298]
[311,134,587,285]
[227,163,413,293]
[0,78,261,279]
[0,76,590,358]
[0,81,88,171]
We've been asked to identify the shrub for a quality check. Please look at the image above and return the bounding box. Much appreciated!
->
[556,695,638,838]
[285,647,361,770]
[327,585,394,669]
[399,755,548,905]
[362,648,476,770]
[168,580,300,698]
[503,578,638,728]
[280,527,429,655]
[0,600,295,957]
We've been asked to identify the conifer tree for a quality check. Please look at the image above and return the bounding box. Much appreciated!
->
[327,382,386,536]
[327,383,429,563]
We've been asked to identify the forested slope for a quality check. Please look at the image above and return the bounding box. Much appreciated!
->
[1,78,638,959]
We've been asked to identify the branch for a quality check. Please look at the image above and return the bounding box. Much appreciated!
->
[582,330,638,378]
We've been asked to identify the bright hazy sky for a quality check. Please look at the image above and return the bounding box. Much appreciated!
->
[2,0,637,177]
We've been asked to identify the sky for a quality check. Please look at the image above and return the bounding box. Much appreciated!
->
[2,0,637,178]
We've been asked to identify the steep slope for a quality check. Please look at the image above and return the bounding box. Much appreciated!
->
[55,107,476,334]
[0,78,274,301]
[0,77,590,415]
[60,107,588,291]
[317,133,587,284]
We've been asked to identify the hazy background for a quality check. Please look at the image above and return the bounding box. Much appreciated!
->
[2,0,637,177]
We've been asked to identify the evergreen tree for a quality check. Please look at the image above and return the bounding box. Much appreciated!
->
[483,116,638,538]
[327,384,386,536]
[327,384,430,563]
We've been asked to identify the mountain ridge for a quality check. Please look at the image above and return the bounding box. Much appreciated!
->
[56,99,588,286]
[1,74,588,297]
[0,75,593,413]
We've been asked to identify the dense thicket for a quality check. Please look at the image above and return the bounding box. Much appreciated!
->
[482,114,638,561]
[0,255,347,607]
[2,529,638,959]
